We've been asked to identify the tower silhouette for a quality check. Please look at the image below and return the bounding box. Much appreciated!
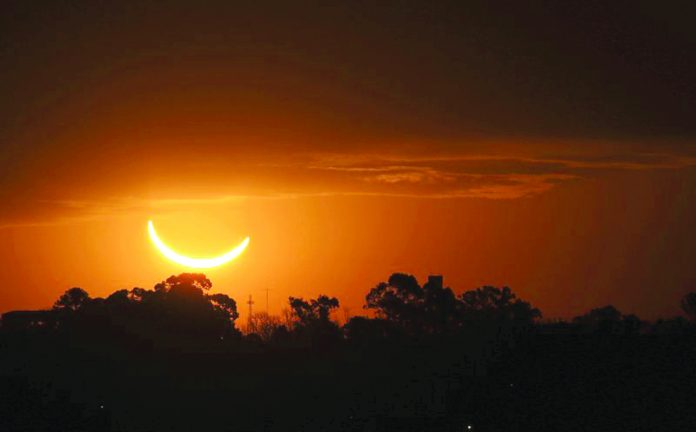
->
[247,294,255,333]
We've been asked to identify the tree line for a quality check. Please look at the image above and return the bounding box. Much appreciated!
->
[3,272,695,348]
[2,273,696,431]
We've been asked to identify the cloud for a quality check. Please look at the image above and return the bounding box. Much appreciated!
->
[1,148,695,229]
[299,150,696,199]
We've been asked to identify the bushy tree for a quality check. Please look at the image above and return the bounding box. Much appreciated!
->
[288,295,340,345]
[207,293,239,321]
[158,273,213,294]
[128,287,149,302]
[313,295,340,322]
[572,305,641,334]
[288,295,339,327]
[46,274,242,342]
[105,289,130,307]
[459,286,541,325]
[366,274,538,333]
[53,287,90,312]
[365,273,424,326]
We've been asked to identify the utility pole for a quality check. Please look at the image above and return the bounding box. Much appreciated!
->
[263,288,271,314]
[247,294,254,333]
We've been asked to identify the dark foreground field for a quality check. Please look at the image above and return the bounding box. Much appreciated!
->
[2,274,695,431]
[2,329,695,432]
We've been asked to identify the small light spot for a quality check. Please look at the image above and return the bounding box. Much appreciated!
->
[467,425,472,430]
[100,405,104,409]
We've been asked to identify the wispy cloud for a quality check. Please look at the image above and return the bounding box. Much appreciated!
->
[298,151,696,200]
[1,149,695,229]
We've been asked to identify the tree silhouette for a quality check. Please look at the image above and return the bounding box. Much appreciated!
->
[459,286,541,325]
[573,305,625,333]
[421,275,459,333]
[366,275,541,334]
[160,273,213,294]
[288,295,339,327]
[288,295,340,345]
[49,274,244,340]
[207,293,239,321]
[622,313,642,335]
[365,273,424,327]
[681,292,696,321]
[5,270,696,432]
[313,295,340,321]
[288,297,313,326]
[344,316,394,343]
[149,274,234,336]
[105,289,130,307]
[128,287,149,302]
[53,287,90,311]
[247,312,284,341]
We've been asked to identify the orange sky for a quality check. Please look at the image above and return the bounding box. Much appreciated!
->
[2,1,696,321]
[1,144,695,321]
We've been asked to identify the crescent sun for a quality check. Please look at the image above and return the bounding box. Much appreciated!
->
[147,220,250,269]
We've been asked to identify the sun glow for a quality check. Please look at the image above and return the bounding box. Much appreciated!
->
[147,220,249,269]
